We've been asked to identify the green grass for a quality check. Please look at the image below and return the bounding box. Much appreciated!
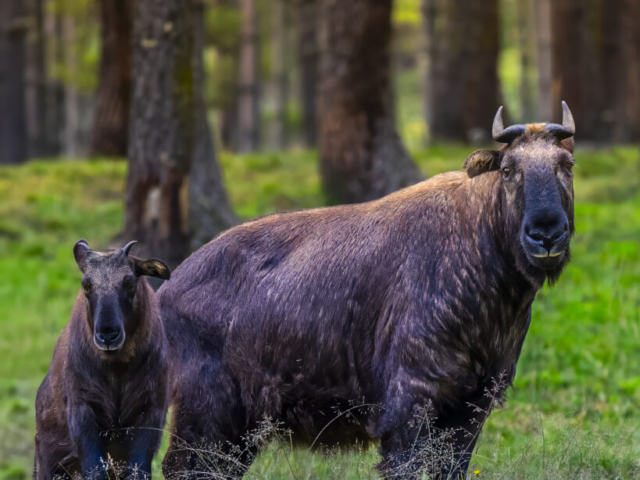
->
[1,145,640,479]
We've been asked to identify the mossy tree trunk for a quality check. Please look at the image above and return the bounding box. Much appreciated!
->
[90,0,132,157]
[125,0,236,268]
[317,0,422,204]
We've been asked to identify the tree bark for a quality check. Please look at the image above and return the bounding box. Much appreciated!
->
[534,0,552,122]
[126,0,236,267]
[420,0,435,144]
[63,14,79,157]
[317,0,422,205]
[0,0,28,164]
[627,0,640,141]
[426,0,499,142]
[25,0,47,158]
[238,0,260,152]
[90,0,132,157]
[44,2,64,155]
[270,0,288,150]
[517,0,535,122]
[297,0,318,148]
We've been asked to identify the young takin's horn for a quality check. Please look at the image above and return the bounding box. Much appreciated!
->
[492,106,526,143]
[121,240,138,257]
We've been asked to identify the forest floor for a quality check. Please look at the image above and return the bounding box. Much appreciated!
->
[1,145,640,479]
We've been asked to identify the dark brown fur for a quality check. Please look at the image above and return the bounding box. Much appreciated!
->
[34,246,170,480]
[159,129,575,479]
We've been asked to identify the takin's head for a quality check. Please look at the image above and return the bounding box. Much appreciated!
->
[73,240,170,353]
[463,102,576,283]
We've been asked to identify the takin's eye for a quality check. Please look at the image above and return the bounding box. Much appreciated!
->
[501,166,512,179]
[82,281,92,295]
[123,278,137,294]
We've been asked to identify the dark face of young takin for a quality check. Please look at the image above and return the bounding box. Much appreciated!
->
[464,101,576,283]
[73,240,170,353]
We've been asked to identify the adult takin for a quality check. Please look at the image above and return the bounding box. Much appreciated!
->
[34,240,171,480]
[159,103,577,479]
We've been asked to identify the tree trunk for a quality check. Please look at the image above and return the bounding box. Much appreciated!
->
[0,0,28,164]
[63,14,79,157]
[317,0,422,204]
[270,0,288,150]
[420,0,435,144]
[90,0,132,157]
[44,1,64,155]
[627,0,640,141]
[126,0,236,267]
[534,0,552,122]
[517,0,535,122]
[296,0,318,148]
[238,0,260,152]
[25,0,47,158]
[427,0,499,142]
[551,0,603,141]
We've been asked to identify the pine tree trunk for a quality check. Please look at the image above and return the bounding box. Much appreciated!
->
[238,0,260,152]
[125,0,236,267]
[90,0,132,157]
[270,0,288,150]
[420,0,435,143]
[296,0,318,148]
[0,0,28,164]
[427,0,499,141]
[534,0,553,122]
[317,0,422,204]
[627,0,640,141]
[25,0,47,158]
[517,0,535,122]
[551,0,603,141]
[63,14,79,157]
[44,3,64,155]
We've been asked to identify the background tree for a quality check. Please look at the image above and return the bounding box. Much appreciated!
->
[0,0,28,164]
[238,0,260,152]
[317,0,422,204]
[25,0,47,158]
[90,0,132,157]
[296,0,318,148]
[425,0,499,141]
[269,0,289,150]
[534,0,553,122]
[125,0,236,267]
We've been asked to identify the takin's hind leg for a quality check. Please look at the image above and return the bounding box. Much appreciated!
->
[162,364,255,480]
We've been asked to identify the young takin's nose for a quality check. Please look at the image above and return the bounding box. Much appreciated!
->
[96,329,121,346]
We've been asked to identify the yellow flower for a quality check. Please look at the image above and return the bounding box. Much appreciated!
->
[474,470,481,475]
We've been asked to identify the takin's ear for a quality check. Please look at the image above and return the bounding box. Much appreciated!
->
[73,238,91,273]
[130,256,171,280]
[463,149,501,178]
[560,137,574,153]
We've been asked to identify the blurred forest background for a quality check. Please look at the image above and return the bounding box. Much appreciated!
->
[1,0,640,478]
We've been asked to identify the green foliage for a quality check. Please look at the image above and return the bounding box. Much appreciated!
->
[1,146,640,478]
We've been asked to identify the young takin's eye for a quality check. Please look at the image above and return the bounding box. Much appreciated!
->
[82,281,92,295]
[123,278,137,294]
[501,166,511,178]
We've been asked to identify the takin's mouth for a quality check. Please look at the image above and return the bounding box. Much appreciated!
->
[524,249,566,270]
[93,335,125,353]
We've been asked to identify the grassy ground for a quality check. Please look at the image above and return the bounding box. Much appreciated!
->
[1,145,640,479]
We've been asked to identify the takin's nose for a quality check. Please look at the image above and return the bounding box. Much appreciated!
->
[95,329,122,347]
[523,214,569,256]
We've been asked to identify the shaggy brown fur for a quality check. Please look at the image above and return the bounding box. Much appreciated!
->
[34,242,170,480]
[159,128,575,479]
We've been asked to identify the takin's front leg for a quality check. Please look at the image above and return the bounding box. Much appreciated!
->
[119,408,167,479]
[67,404,110,480]
[378,390,495,480]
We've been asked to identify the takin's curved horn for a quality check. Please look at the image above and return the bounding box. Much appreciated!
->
[121,240,138,257]
[75,238,91,251]
[545,101,575,140]
[492,106,526,143]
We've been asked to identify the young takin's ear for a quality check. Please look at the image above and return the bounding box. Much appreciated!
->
[130,256,171,280]
[73,238,91,273]
[463,149,501,178]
